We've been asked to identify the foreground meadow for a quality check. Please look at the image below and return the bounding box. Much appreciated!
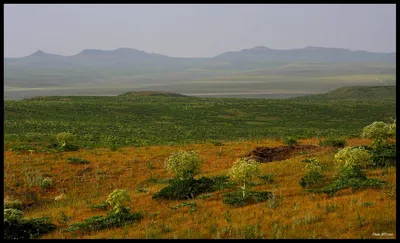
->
[4,138,396,239]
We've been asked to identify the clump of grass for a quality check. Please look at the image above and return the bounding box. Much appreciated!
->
[258,173,276,184]
[67,157,90,164]
[170,201,197,212]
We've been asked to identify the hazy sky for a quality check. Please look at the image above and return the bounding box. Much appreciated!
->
[4,4,396,58]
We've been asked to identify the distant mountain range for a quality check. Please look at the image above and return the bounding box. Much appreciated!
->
[4,46,396,90]
[5,46,396,67]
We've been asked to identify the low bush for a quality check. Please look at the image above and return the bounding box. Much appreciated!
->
[67,157,90,164]
[68,189,143,233]
[4,208,57,239]
[222,190,273,207]
[299,171,325,188]
[311,166,385,196]
[319,138,346,148]
[68,205,143,232]
[152,176,230,200]
[369,143,396,168]
[284,137,298,146]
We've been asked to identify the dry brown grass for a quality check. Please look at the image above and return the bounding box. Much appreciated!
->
[3,138,396,239]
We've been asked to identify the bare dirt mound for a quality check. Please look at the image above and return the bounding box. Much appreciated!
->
[244,145,320,163]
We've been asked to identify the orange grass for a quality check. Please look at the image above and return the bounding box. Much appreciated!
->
[3,138,396,239]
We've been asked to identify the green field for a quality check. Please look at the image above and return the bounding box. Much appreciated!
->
[4,86,396,150]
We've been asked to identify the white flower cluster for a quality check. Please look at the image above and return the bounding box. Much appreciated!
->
[334,146,371,169]
[164,150,204,180]
[55,194,67,201]
[304,160,322,174]
[106,189,130,209]
[4,208,24,223]
[228,158,261,185]
[361,121,395,141]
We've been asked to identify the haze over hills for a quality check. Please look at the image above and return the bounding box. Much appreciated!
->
[4,46,396,100]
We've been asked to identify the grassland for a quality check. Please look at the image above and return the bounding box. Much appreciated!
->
[3,138,396,239]
[3,86,396,239]
[4,87,396,150]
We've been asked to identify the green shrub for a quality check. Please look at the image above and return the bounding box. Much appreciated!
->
[334,146,372,169]
[67,157,90,164]
[164,150,204,180]
[4,209,57,239]
[369,143,396,168]
[68,206,143,232]
[299,171,325,188]
[152,176,229,200]
[314,177,385,196]
[222,190,272,207]
[319,138,347,147]
[284,137,298,146]
[40,178,53,189]
[311,165,385,196]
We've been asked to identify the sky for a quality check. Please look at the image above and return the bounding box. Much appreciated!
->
[4,4,396,58]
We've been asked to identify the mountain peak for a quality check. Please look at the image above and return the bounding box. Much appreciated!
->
[30,50,47,56]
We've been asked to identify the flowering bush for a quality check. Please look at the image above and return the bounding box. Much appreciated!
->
[334,146,371,169]
[299,159,325,189]
[4,208,24,224]
[229,158,260,197]
[106,189,131,209]
[361,121,395,146]
[164,150,204,180]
